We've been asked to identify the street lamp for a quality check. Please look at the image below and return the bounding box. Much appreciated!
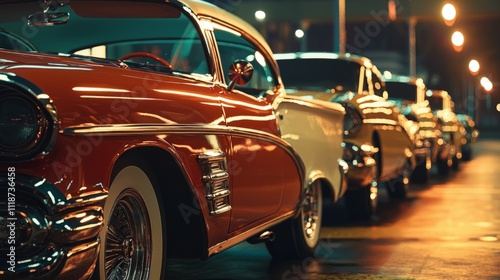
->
[469,59,480,76]
[480,77,493,92]
[467,59,479,120]
[254,10,266,22]
[442,3,457,26]
[451,31,464,52]
[480,76,493,119]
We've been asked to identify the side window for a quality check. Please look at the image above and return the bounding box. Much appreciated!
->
[372,72,385,97]
[0,30,35,52]
[213,26,275,97]
[73,13,209,75]
[364,68,373,94]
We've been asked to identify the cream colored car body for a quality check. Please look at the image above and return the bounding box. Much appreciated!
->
[276,95,348,200]
[275,53,416,185]
[329,92,415,182]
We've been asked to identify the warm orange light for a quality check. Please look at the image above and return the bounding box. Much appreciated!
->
[468,59,480,75]
[480,77,493,92]
[388,0,397,21]
[451,31,464,52]
[442,3,457,26]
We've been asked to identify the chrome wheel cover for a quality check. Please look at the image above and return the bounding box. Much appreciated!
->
[301,181,322,246]
[105,189,151,280]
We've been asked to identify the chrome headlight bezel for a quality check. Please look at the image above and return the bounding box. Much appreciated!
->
[342,103,363,136]
[0,73,58,162]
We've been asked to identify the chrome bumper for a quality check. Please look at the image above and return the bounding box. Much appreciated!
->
[342,142,377,190]
[0,174,107,279]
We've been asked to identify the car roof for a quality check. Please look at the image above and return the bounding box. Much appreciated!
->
[0,0,273,57]
[181,0,274,57]
[383,74,426,88]
[274,52,374,69]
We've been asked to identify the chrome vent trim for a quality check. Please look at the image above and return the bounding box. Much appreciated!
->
[197,150,231,215]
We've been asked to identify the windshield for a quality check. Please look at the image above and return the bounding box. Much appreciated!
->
[385,81,417,102]
[0,1,210,75]
[277,58,361,93]
[427,95,444,111]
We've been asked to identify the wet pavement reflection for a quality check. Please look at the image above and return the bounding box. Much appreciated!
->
[168,137,500,279]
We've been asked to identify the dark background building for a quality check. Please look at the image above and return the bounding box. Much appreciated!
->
[209,0,500,129]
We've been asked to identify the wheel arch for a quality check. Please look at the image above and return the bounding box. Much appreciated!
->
[111,147,208,260]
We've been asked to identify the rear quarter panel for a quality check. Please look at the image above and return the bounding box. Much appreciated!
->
[276,95,346,200]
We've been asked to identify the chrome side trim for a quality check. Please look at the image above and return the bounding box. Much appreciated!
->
[208,210,295,256]
[63,124,306,197]
[197,150,231,215]
[0,72,59,161]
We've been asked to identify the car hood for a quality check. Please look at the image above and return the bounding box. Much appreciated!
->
[0,49,219,130]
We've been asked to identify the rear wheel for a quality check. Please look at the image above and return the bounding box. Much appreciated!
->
[265,180,323,259]
[437,150,453,177]
[345,183,378,220]
[411,153,431,184]
[345,160,378,220]
[94,158,165,280]
[452,151,460,170]
[387,161,411,199]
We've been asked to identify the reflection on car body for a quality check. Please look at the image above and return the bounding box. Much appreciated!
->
[381,74,446,181]
[426,89,466,172]
[0,1,347,279]
[275,52,416,219]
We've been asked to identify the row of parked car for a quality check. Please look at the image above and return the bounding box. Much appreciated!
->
[275,52,479,218]
[0,1,478,279]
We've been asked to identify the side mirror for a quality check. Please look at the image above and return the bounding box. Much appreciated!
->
[28,12,70,27]
[227,60,253,92]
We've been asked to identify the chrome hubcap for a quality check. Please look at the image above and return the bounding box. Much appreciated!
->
[122,238,135,259]
[105,189,151,280]
[302,183,320,239]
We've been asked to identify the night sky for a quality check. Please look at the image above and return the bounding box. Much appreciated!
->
[211,0,500,127]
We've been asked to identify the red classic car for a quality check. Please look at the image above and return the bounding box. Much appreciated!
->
[0,1,347,279]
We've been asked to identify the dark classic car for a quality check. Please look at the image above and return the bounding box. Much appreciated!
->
[457,113,478,161]
[426,89,466,172]
[275,52,416,219]
[0,1,348,279]
[381,74,446,182]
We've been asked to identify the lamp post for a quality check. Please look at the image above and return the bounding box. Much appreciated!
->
[480,76,493,112]
[468,59,480,120]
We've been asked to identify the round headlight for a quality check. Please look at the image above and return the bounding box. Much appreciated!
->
[343,104,363,136]
[0,95,44,151]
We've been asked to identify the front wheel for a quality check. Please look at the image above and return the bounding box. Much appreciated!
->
[436,153,453,177]
[344,184,378,220]
[386,162,411,199]
[265,180,323,259]
[94,159,165,279]
[411,153,431,184]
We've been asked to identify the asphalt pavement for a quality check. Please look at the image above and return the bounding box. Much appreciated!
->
[168,134,500,280]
